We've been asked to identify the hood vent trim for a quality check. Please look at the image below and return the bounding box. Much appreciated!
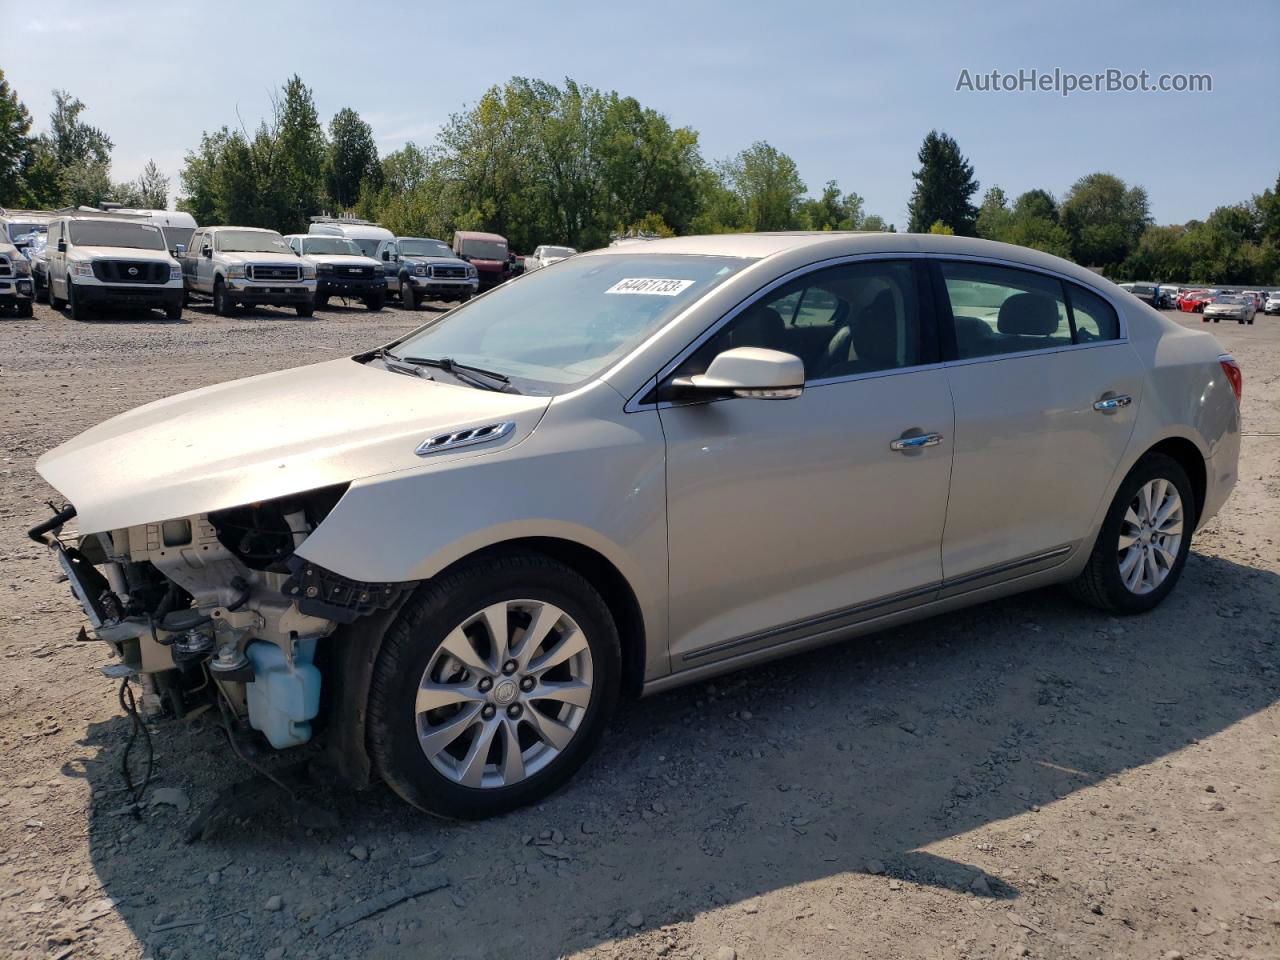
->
[415,421,515,457]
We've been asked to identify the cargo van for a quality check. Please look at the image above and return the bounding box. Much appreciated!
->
[308,216,394,259]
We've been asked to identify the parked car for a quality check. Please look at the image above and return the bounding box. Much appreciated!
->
[1202,294,1256,324]
[308,216,394,259]
[1117,281,1158,307]
[452,230,511,290]
[525,245,578,272]
[1265,291,1280,315]
[0,232,35,317]
[46,215,183,321]
[374,236,479,309]
[1179,289,1216,313]
[29,232,1242,820]
[180,226,316,317]
[18,230,49,302]
[1156,285,1179,309]
[80,207,198,256]
[284,234,386,310]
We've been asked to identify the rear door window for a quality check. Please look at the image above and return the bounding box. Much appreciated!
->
[1066,283,1121,341]
[938,261,1072,359]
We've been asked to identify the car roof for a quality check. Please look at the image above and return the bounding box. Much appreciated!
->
[455,231,506,241]
[208,225,279,234]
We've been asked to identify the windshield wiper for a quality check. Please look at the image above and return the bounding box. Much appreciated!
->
[398,356,517,393]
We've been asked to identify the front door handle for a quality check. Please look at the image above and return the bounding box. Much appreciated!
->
[1093,394,1132,412]
[890,432,943,452]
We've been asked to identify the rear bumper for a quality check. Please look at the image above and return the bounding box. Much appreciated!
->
[77,284,180,308]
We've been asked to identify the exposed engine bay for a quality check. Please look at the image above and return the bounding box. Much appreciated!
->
[30,485,408,754]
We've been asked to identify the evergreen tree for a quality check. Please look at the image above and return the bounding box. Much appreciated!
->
[325,107,380,210]
[907,130,979,235]
[0,69,34,206]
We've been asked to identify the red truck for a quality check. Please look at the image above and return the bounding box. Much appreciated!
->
[451,231,511,291]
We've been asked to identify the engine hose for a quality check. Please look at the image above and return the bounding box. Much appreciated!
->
[118,678,154,817]
[226,577,251,612]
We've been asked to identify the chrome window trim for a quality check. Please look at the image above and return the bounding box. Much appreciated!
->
[622,250,1130,413]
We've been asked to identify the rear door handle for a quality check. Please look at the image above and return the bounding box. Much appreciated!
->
[890,432,943,452]
[1093,394,1132,412]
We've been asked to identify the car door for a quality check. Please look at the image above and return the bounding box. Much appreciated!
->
[197,232,216,292]
[47,221,65,299]
[931,259,1142,592]
[182,230,202,290]
[658,258,954,667]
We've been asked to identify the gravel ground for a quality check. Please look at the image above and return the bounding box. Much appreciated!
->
[0,298,1277,960]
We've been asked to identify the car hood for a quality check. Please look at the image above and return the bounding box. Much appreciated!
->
[219,252,303,266]
[36,358,551,535]
[70,245,176,264]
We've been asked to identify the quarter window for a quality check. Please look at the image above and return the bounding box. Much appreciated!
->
[1066,283,1121,341]
[939,261,1072,359]
[680,260,924,383]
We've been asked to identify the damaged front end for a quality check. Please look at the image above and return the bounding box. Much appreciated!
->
[29,484,408,752]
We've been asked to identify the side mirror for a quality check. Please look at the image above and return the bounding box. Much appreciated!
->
[669,347,805,400]
[174,243,187,256]
[381,251,390,261]
[202,248,212,259]
[57,238,66,252]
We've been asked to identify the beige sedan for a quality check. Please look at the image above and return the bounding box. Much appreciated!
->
[33,232,1241,818]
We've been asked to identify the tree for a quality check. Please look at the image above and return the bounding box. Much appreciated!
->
[47,90,112,168]
[1059,173,1151,270]
[907,130,979,235]
[928,220,955,235]
[61,158,113,207]
[273,75,327,232]
[135,159,168,208]
[1013,188,1058,223]
[325,107,380,210]
[0,69,34,206]
[798,180,865,231]
[724,141,806,231]
[975,186,1011,240]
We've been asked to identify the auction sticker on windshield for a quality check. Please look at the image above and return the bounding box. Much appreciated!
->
[605,278,696,296]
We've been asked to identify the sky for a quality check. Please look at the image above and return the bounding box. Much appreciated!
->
[2,0,1276,226]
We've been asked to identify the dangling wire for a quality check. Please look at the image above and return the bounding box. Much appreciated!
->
[117,678,154,818]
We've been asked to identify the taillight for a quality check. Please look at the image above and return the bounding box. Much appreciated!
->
[1219,355,1242,403]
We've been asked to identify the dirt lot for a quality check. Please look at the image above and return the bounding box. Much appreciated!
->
[0,297,1277,960]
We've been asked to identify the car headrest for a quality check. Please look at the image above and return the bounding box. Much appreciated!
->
[997,292,1060,336]
[851,290,899,365]
[733,306,785,350]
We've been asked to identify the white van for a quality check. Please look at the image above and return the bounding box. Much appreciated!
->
[308,216,394,259]
[46,215,184,321]
[106,208,198,255]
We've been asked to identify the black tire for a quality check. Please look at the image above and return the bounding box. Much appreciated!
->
[212,278,236,316]
[67,280,92,322]
[164,300,183,320]
[16,300,33,318]
[181,286,190,308]
[295,302,315,317]
[402,279,418,311]
[35,283,48,304]
[1067,452,1195,615]
[365,290,386,312]
[368,553,621,820]
[50,281,65,311]
[314,294,329,309]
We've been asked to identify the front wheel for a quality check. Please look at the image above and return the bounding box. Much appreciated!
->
[1068,453,1194,614]
[402,280,418,311]
[16,300,33,318]
[367,553,621,819]
[212,279,236,316]
[164,300,183,320]
[365,290,386,312]
[314,294,329,309]
[67,280,92,322]
[295,302,315,317]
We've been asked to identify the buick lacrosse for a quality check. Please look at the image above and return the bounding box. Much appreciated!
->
[31,232,1241,818]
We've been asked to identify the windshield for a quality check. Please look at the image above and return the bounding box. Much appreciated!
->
[391,253,750,394]
[399,239,454,258]
[1214,296,1243,303]
[217,230,292,254]
[160,226,194,251]
[350,238,382,257]
[459,237,508,260]
[6,222,46,242]
[304,237,362,256]
[69,220,166,251]
[543,246,576,259]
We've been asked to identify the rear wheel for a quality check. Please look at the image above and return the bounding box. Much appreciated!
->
[368,553,620,819]
[1068,453,1194,615]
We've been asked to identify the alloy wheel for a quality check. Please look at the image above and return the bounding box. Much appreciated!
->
[414,599,593,788]
[1117,478,1184,595]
